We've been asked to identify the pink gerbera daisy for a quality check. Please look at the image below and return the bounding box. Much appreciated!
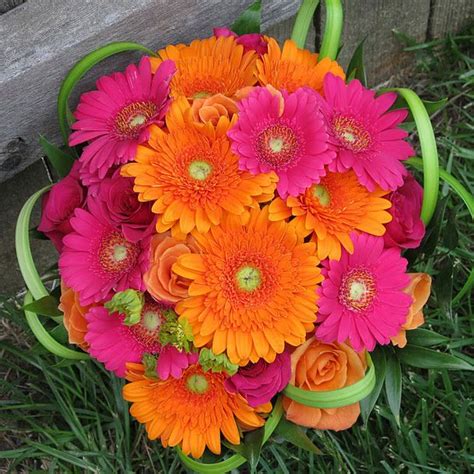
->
[156,345,198,380]
[228,86,334,197]
[316,233,412,352]
[320,74,414,191]
[69,57,176,185]
[85,298,167,377]
[59,199,150,306]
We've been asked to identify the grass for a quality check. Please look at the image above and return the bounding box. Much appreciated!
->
[1,29,473,473]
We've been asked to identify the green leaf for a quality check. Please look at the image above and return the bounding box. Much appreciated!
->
[39,135,75,178]
[434,256,454,320]
[384,354,402,425]
[346,37,368,86]
[398,345,474,371]
[406,329,449,347]
[231,0,261,35]
[199,348,238,375]
[416,197,448,258]
[22,295,62,318]
[241,427,264,472]
[442,208,459,250]
[58,42,156,144]
[360,347,386,423]
[274,417,322,455]
[104,289,144,325]
[381,88,440,225]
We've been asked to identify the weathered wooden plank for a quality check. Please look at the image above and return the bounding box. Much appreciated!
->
[429,0,474,38]
[0,0,25,14]
[319,0,431,86]
[0,0,299,182]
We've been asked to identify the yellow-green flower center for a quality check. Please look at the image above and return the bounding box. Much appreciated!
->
[312,184,331,207]
[142,310,161,332]
[129,114,147,128]
[236,265,262,292]
[188,160,213,181]
[269,137,285,152]
[113,244,128,262]
[186,374,209,394]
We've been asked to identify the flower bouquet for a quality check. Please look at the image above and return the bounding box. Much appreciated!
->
[15,0,474,472]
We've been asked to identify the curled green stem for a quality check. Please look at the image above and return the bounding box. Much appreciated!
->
[319,0,343,60]
[291,0,320,49]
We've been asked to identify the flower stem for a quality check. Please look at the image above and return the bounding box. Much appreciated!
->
[319,0,344,60]
[291,0,320,49]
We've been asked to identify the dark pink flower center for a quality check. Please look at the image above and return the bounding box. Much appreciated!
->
[114,101,158,139]
[256,123,299,169]
[332,115,372,152]
[129,301,164,351]
[339,267,376,312]
[99,230,140,275]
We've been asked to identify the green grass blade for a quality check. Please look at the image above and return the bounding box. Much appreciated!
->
[291,0,320,49]
[318,0,343,60]
[283,353,375,408]
[24,292,88,360]
[57,41,156,144]
[382,89,440,225]
[15,186,51,300]
[231,0,261,35]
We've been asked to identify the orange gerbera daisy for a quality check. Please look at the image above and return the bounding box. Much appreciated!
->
[122,99,277,238]
[173,207,322,366]
[150,36,257,99]
[123,362,270,458]
[257,38,345,94]
[268,170,392,260]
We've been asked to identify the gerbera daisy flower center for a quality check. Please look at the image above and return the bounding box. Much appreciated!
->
[256,123,299,169]
[339,267,376,312]
[311,184,331,207]
[129,301,165,349]
[236,265,262,292]
[332,115,372,152]
[114,101,158,139]
[99,231,140,274]
[188,160,213,181]
[186,373,209,394]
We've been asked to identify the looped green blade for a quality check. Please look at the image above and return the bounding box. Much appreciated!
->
[57,41,156,144]
[283,353,375,408]
[15,186,88,360]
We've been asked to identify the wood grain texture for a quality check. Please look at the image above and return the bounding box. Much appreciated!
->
[0,0,299,182]
[319,0,431,86]
[0,0,25,14]
[429,0,474,38]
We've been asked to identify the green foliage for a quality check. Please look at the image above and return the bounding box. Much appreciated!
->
[231,1,261,35]
[23,295,62,318]
[198,348,238,375]
[104,289,144,325]
[39,135,76,178]
[159,311,193,351]
[142,353,158,379]
[274,418,322,455]
[346,37,368,86]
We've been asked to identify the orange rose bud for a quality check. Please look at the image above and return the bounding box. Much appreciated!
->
[191,93,238,126]
[144,232,199,303]
[59,281,90,350]
[283,337,366,431]
[392,272,432,348]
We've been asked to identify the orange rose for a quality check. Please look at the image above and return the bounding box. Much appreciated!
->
[59,281,90,350]
[144,232,199,303]
[392,273,431,348]
[191,93,238,126]
[283,337,366,431]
